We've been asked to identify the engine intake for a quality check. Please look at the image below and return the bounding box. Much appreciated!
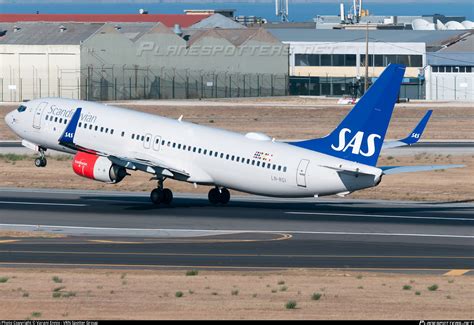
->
[72,152,127,184]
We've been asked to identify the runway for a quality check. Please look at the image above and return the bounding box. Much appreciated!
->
[0,188,473,272]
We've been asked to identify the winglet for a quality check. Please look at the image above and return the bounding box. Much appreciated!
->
[59,107,82,145]
[399,110,432,145]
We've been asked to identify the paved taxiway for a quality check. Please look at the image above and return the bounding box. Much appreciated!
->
[0,188,473,271]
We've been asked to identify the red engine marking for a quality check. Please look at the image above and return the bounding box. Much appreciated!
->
[72,152,99,179]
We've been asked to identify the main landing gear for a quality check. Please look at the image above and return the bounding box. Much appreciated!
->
[150,178,173,205]
[208,187,230,205]
[34,148,47,168]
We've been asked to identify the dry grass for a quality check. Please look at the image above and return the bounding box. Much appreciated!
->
[0,267,471,320]
[0,153,472,202]
[1,99,473,141]
[0,231,66,238]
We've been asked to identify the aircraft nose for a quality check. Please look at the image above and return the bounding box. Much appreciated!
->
[4,111,16,129]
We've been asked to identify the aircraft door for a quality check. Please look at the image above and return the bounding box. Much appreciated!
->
[296,159,310,187]
[33,102,48,129]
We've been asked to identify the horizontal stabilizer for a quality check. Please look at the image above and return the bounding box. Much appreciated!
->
[383,110,432,149]
[381,164,464,175]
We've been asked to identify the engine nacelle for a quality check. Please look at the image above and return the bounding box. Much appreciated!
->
[72,152,127,184]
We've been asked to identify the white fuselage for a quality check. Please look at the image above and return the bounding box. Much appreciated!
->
[5,98,382,198]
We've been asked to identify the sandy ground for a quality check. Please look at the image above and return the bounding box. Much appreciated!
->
[1,98,473,141]
[0,153,472,202]
[0,267,471,320]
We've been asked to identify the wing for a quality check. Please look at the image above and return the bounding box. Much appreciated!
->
[382,110,432,149]
[380,164,464,175]
[59,108,189,179]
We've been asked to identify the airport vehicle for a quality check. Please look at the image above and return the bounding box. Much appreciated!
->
[4,64,463,205]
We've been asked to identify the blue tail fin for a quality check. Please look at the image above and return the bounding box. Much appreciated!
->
[290,64,406,166]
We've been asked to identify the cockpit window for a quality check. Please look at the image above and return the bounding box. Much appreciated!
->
[17,105,27,112]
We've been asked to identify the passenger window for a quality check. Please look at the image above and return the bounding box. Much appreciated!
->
[247,159,250,164]
[167,141,171,146]
[178,144,181,149]
[262,162,266,168]
[272,165,276,170]
[106,128,110,134]
[54,117,58,122]
[59,118,63,124]
[45,115,49,120]
[251,160,255,165]
[89,124,93,130]
[132,134,135,139]
[193,147,196,152]
[121,131,125,137]
[64,119,68,124]
[203,149,207,155]
[161,140,165,146]
[283,167,287,172]
[84,123,87,128]
[188,146,192,152]
[215,152,218,157]
[78,122,82,127]
[257,161,260,167]
[278,166,282,171]
[100,127,104,132]
[172,143,176,148]
[220,153,224,158]
[198,148,202,154]
[111,129,114,135]
[95,126,98,131]
[183,145,186,150]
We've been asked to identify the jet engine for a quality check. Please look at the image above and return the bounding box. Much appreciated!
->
[72,152,127,184]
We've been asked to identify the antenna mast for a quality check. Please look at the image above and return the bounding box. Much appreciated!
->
[275,0,289,22]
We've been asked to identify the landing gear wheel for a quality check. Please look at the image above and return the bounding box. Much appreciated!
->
[150,188,163,205]
[219,188,230,204]
[162,188,173,205]
[208,188,220,204]
[35,157,47,168]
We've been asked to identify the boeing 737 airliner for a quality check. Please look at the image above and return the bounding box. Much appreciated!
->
[4,64,463,205]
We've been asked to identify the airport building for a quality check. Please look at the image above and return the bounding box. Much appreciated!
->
[0,14,288,101]
[425,33,474,101]
[268,28,473,100]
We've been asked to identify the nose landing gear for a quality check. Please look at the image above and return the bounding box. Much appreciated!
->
[34,148,47,168]
[208,187,230,205]
[150,178,173,205]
